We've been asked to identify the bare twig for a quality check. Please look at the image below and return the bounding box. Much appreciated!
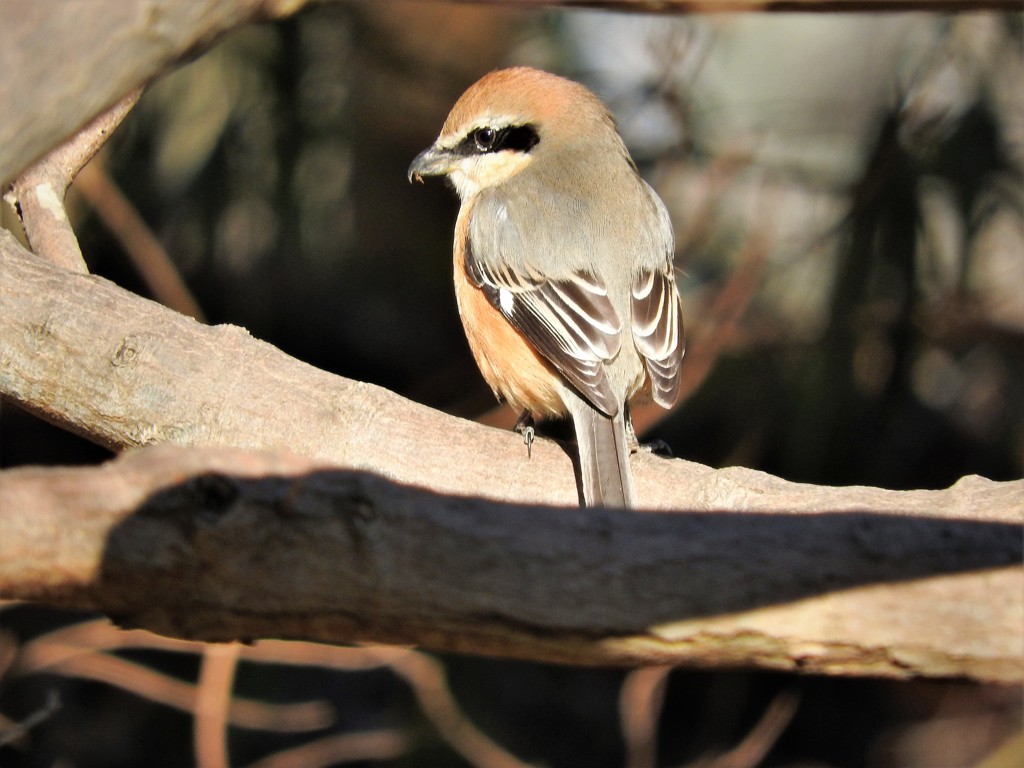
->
[621,666,673,768]
[362,646,535,768]
[4,89,141,272]
[9,618,528,763]
[244,729,409,768]
[687,690,800,768]
[195,643,241,768]
[13,617,206,663]
[14,641,333,732]
[248,642,532,765]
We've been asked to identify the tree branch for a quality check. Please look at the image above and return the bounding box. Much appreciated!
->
[1,230,1022,682]
[0,444,1020,681]
[0,226,586,506]
[0,0,306,185]
[4,89,142,273]
[73,154,207,321]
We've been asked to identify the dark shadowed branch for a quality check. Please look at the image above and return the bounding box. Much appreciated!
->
[0,444,1020,681]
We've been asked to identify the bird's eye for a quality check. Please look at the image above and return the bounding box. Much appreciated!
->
[473,127,498,152]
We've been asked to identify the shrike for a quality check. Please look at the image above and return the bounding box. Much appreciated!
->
[409,67,684,508]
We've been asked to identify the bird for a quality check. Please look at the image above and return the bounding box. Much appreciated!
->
[408,66,684,508]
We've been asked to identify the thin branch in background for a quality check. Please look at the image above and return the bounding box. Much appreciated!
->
[244,729,410,768]
[195,643,241,768]
[687,690,800,768]
[13,618,205,666]
[7,617,530,766]
[243,639,400,672]
[0,689,61,749]
[621,666,673,768]
[16,644,333,732]
[73,155,207,322]
[3,88,142,273]
[361,646,535,768]
[234,640,533,766]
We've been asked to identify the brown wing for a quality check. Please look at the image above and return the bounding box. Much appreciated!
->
[464,240,623,418]
[630,182,685,408]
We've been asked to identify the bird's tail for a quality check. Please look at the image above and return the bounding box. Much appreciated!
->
[569,399,636,508]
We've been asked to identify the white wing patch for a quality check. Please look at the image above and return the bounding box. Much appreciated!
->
[464,240,623,417]
[498,286,515,314]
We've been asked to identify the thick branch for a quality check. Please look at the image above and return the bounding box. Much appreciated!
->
[0,227,583,506]
[2,230,1021,679]
[5,227,1013,512]
[0,445,1020,681]
[0,0,305,185]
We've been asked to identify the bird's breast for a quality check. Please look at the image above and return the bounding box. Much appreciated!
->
[453,202,567,419]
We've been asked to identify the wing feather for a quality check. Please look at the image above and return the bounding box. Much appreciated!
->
[631,268,685,408]
[465,238,622,417]
[464,179,684,416]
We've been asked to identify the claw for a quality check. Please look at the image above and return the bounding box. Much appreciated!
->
[513,411,536,459]
[522,426,535,458]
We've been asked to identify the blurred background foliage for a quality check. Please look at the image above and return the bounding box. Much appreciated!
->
[1,2,1021,767]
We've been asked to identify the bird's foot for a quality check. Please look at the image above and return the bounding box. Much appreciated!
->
[636,439,674,458]
[514,411,536,459]
[622,406,673,457]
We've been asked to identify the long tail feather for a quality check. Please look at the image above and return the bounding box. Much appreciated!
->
[568,398,636,508]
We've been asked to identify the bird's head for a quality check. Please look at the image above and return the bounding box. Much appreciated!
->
[408,67,623,200]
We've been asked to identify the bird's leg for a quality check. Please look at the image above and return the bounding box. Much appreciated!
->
[624,405,640,453]
[514,410,536,458]
[625,404,673,457]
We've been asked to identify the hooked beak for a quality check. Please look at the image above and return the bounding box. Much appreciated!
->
[408,144,456,183]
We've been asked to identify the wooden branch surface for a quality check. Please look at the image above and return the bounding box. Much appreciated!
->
[2,232,1022,681]
[1,444,1021,681]
[0,0,304,185]
[4,226,1017,511]
[0,227,582,507]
